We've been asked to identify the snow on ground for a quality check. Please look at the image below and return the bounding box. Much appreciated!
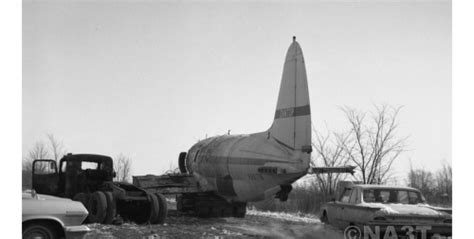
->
[84,208,342,239]
[246,209,321,224]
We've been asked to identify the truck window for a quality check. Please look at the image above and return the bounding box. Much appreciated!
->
[340,188,352,203]
[60,161,67,173]
[81,161,99,170]
[34,161,56,175]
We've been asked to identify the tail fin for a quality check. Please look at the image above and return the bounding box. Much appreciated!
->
[269,37,312,153]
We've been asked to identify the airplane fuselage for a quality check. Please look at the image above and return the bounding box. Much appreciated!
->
[186,131,310,202]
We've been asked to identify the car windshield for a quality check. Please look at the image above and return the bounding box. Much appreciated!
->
[362,188,425,204]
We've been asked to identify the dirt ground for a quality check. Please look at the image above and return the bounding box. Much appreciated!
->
[84,203,343,239]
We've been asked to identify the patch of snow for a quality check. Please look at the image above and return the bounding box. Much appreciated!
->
[359,202,444,216]
[247,209,321,224]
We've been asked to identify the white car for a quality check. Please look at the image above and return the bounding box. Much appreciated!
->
[22,190,90,239]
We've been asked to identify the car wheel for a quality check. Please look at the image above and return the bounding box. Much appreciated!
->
[23,222,58,239]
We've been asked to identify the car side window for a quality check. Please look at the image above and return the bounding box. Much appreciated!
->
[340,188,352,203]
[349,188,359,204]
[398,191,409,204]
[408,191,421,204]
[363,189,375,203]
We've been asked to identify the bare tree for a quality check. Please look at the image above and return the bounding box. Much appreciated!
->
[22,141,50,189]
[340,104,407,184]
[407,162,452,206]
[115,154,132,183]
[311,127,351,200]
[46,133,66,163]
[23,141,50,171]
[407,168,435,194]
[435,162,452,202]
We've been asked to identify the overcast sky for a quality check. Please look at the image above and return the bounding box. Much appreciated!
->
[23,0,451,182]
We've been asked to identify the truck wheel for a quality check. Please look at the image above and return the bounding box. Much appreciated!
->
[88,191,107,223]
[73,193,88,206]
[103,192,116,224]
[155,193,168,224]
[148,194,160,224]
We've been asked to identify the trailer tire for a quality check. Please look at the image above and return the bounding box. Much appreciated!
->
[233,204,246,218]
[148,194,160,224]
[176,195,184,212]
[222,207,233,217]
[155,193,168,224]
[103,192,116,224]
[88,191,107,223]
[320,211,328,223]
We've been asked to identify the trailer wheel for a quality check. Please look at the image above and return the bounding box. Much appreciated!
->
[155,193,168,224]
[148,194,160,224]
[233,204,246,218]
[320,211,328,223]
[176,195,184,212]
[195,202,209,217]
[103,192,116,224]
[88,191,107,223]
[210,207,221,217]
[221,207,233,217]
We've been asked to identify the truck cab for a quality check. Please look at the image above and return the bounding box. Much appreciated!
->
[32,154,115,198]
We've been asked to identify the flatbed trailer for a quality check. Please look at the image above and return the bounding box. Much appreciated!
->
[133,173,207,195]
[132,166,356,218]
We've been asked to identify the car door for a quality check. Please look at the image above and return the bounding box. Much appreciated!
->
[344,188,362,224]
[334,187,354,228]
[32,159,59,195]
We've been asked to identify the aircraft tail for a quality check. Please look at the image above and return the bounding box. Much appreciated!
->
[268,37,312,153]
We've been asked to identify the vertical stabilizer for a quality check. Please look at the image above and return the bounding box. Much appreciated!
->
[269,37,311,153]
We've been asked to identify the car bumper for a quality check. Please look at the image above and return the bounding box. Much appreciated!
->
[65,225,91,239]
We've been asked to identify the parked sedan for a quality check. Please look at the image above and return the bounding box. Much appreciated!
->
[22,190,90,239]
[320,183,452,236]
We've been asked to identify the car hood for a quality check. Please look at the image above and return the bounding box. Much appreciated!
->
[362,203,448,217]
[22,191,72,202]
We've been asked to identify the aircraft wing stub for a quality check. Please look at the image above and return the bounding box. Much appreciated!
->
[310,166,356,175]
